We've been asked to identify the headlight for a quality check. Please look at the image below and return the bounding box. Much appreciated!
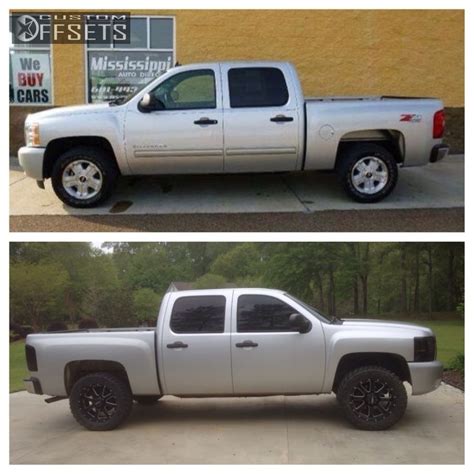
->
[414,336,436,362]
[25,122,40,147]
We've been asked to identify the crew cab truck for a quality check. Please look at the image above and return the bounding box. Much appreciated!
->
[24,288,443,431]
[18,61,449,208]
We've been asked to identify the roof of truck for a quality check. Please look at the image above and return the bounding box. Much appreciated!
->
[167,288,284,295]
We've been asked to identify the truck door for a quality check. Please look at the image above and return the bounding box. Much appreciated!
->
[160,291,233,395]
[124,65,224,174]
[230,290,326,394]
[221,64,301,172]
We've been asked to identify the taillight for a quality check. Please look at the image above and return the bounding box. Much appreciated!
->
[25,345,38,371]
[414,336,436,362]
[433,109,445,139]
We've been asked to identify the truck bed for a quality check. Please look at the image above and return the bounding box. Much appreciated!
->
[305,95,435,102]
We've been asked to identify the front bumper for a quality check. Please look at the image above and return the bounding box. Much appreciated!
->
[430,144,450,163]
[18,146,45,180]
[408,360,443,395]
[24,377,43,395]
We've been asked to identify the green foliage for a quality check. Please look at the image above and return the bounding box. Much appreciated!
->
[10,242,464,328]
[448,353,464,374]
[210,243,262,281]
[133,288,161,324]
[456,299,464,320]
[193,273,228,289]
[10,262,70,330]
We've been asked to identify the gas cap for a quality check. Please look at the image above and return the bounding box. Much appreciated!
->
[319,124,335,141]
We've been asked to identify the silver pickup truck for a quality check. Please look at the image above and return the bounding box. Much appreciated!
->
[24,288,443,431]
[18,61,448,208]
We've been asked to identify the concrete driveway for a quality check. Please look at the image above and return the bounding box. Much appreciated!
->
[10,155,464,217]
[10,384,464,464]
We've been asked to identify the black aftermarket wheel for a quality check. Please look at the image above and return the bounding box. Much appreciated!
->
[51,146,118,208]
[69,372,132,431]
[337,366,407,430]
[338,143,398,203]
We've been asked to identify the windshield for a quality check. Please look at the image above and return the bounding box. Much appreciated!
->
[285,293,334,324]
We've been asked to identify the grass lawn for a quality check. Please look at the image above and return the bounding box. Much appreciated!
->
[10,340,28,393]
[9,320,464,393]
[413,320,464,367]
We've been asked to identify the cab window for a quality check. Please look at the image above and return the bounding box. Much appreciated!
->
[237,294,297,332]
[170,295,225,333]
[150,69,216,110]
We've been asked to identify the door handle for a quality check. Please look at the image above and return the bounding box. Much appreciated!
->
[270,115,294,123]
[194,117,218,125]
[235,340,259,348]
[167,341,189,349]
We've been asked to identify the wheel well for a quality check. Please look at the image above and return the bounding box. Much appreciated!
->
[335,129,405,170]
[43,136,118,179]
[332,352,411,393]
[64,360,130,395]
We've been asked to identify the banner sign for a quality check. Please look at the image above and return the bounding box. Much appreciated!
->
[87,51,173,103]
[10,52,52,104]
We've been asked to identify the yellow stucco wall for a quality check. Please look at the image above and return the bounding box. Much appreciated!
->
[46,10,464,107]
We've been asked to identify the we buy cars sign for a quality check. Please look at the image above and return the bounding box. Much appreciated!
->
[10,52,51,104]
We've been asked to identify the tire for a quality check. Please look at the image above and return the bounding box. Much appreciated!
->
[134,395,162,405]
[69,372,133,431]
[337,366,407,431]
[51,146,119,208]
[338,143,398,203]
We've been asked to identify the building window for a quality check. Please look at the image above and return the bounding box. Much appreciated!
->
[86,16,175,104]
[9,15,52,106]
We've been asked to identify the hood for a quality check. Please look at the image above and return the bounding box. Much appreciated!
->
[26,103,116,122]
[341,318,433,334]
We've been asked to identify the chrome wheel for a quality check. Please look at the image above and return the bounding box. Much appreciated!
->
[62,160,103,200]
[80,384,118,423]
[349,377,396,422]
[351,157,389,195]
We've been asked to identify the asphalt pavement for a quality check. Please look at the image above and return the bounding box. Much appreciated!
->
[10,384,464,464]
[10,155,464,232]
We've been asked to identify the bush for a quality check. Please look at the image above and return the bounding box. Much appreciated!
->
[10,331,22,343]
[449,353,464,375]
[47,321,68,332]
[11,325,35,339]
[78,318,99,329]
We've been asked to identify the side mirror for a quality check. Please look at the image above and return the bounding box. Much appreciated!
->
[289,313,311,334]
[140,92,151,108]
[138,93,165,112]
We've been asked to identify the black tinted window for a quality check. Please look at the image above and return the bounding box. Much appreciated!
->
[228,67,289,108]
[170,296,225,333]
[237,295,297,332]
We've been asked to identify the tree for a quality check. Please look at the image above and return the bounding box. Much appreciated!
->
[194,273,228,289]
[132,288,161,325]
[210,243,262,281]
[10,262,70,330]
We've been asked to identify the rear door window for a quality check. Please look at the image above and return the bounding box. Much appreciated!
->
[170,295,226,333]
[228,67,289,108]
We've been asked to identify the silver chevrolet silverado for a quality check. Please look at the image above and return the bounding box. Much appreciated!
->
[18,61,449,208]
[24,288,443,431]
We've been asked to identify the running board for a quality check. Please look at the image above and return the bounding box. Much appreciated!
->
[44,396,67,404]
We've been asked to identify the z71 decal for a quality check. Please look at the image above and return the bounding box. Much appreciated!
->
[400,114,422,123]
